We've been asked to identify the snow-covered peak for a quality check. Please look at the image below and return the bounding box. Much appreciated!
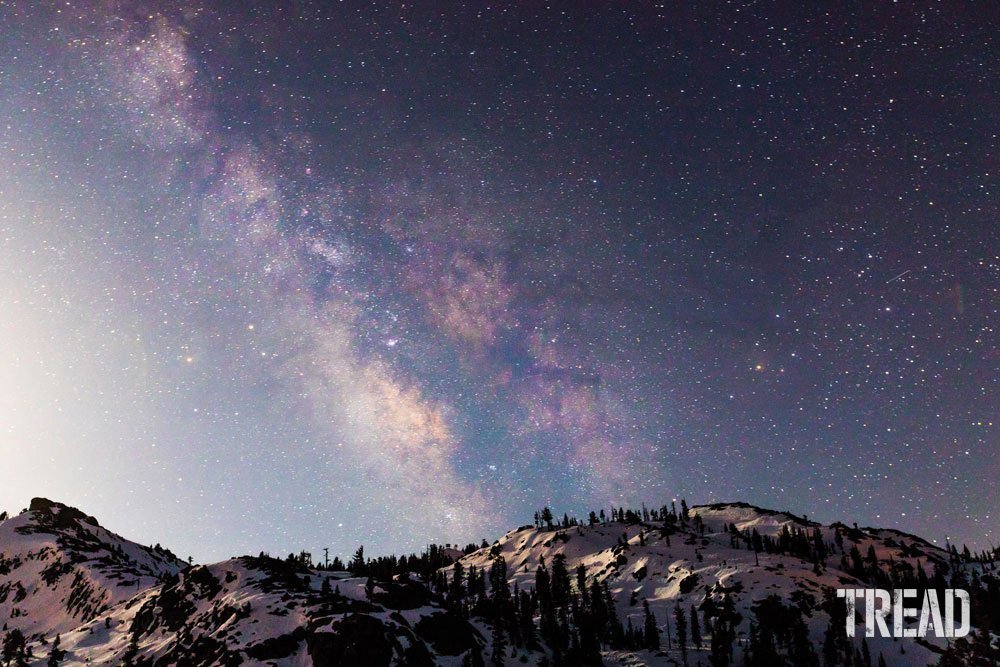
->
[0,498,184,638]
[448,503,978,666]
[689,501,816,533]
[1,499,994,666]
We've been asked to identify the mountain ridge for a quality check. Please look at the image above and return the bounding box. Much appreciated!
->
[1,497,997,666]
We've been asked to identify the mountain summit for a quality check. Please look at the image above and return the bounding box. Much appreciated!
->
[0,498,184,639]
[0,499,997,665]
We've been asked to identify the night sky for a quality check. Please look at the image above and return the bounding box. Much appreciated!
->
[0,2,996,562]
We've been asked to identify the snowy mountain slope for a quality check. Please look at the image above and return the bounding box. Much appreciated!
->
[45,557,482,665]
[0,498,996,666]
[0,500,483,665]
[448,502,994,666]
[0,498,184,638]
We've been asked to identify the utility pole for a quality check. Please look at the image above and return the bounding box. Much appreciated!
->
[323,547,329,569]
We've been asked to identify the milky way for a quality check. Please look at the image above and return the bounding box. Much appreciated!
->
[0,2,996,561]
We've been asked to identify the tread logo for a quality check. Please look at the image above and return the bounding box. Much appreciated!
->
[837,588,970,638]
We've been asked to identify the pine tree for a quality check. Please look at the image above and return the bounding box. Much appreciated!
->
[449,561,466,605]
[746,622,759,665]
[551,553,571,607]
[643,599,660,651]
[708,596,736,667]
[489,556,508,601]
[537,561,560,645]
[490,620,507,666]
[572,599,602,665]
[788,615,818,667]
[121,635,139,667]
[462,645,485,667]
[746,622,779,667]
[575,564,587,599]
[822,618,839,667]
[690,604,701,649]
[44,631,64,667]
[709,624,730,667]
[518,587,536,646]
[849,545,864,577]
[2,629,26,667]
[349,545,366,574]
[602,581,624,648]
[674,604,688,666]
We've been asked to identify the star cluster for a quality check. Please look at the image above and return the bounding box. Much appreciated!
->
[0,2,996,561]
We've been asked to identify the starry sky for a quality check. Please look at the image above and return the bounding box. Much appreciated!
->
[0,2,996,562]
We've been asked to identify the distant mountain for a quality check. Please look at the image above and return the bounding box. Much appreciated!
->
[0,498,997,665]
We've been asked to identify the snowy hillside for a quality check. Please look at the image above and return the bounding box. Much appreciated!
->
[44,558,482,665]
[0,498,997,666]
[0,498,184,638]
[448,502,998,666]
[0,500,482,665]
